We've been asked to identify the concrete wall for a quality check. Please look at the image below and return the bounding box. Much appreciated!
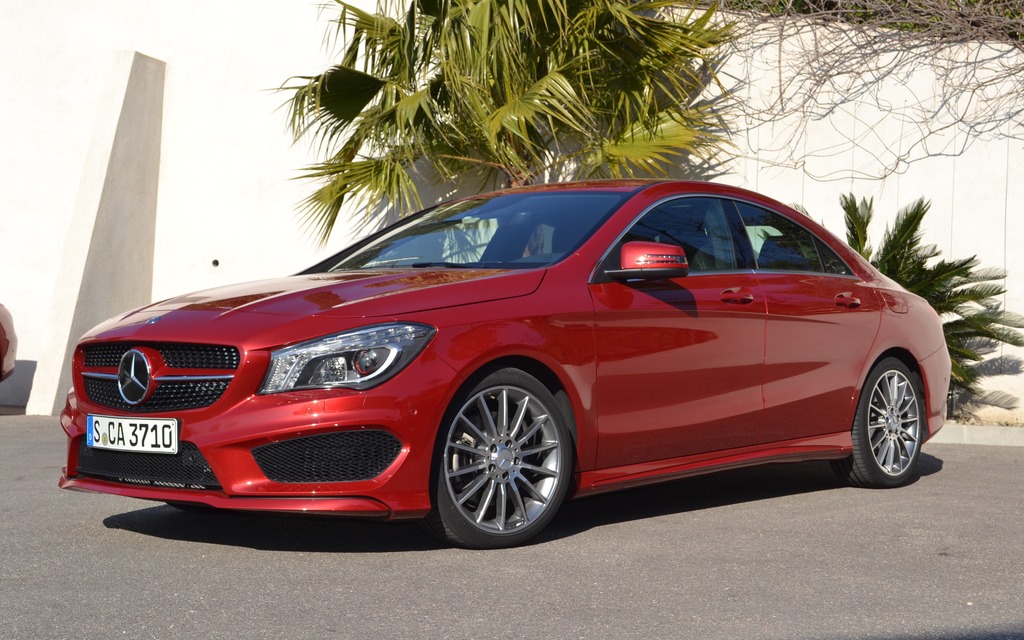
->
[717,24,1024,423]
[1,2,1020,420]
[0,1,358,412]
[40,51,165,415]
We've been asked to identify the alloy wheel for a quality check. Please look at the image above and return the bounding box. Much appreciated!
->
[866,369,921,476]
[443,385,563,534]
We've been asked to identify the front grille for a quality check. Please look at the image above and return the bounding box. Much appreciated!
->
[76,439,220,489]
[84,377,230,412]
[80,341,239,412]
[83,343,240,369]
[253,431,402,483]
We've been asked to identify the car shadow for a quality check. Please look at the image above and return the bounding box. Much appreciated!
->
[541,453,943,543]
[103,453,944,552]
[103,506,447,553]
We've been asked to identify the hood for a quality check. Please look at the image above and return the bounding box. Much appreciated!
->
[81,269,545,347]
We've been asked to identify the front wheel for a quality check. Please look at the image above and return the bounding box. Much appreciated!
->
[833,357,924,488]
[422,368,574,549]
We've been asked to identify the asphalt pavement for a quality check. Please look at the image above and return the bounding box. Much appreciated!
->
[2,415,1022,640]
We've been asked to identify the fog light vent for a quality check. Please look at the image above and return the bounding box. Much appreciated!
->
[252,430,401,483]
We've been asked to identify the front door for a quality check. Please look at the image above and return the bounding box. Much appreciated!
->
[590,197,768,468]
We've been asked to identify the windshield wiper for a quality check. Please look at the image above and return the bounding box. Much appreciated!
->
[409,261,471,268]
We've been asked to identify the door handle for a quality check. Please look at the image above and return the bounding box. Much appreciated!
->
[721,287,755,304]
[835,292,861,308]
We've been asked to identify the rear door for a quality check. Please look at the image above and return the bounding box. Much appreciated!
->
[733,202,882,443]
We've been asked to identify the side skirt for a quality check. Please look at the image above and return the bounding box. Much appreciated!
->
[574,431,852,497]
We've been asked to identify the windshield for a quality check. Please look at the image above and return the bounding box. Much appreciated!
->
[324,191,629,271]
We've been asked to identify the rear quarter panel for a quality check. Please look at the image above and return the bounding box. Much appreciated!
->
[863,289,950,440]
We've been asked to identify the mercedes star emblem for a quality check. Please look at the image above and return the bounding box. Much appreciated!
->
[117,349,152,405]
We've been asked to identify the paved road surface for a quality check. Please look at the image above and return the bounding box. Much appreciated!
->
[2,415,1022,639]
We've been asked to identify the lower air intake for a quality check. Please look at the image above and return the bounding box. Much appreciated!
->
[76,439,220,490]
[252,430,402,483]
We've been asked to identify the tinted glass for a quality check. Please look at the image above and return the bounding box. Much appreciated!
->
[814,237,854,276]
[618,197,738,272]
[737,203,828,273]
[328,191,628,271]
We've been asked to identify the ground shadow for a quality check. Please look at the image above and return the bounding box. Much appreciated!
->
[103,453,944,552]
[0,359,36,409]
[103,506,445,554]
[542,453,943,543]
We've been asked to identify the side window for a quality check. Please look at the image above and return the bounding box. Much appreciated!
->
[620,198,738,272]
[736,203,828,273]
[814,237,854,276]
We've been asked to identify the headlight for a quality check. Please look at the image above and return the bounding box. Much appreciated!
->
[259,323,435,393]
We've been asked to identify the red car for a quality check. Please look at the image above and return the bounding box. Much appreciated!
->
[0,303,16,382]
[59,181,951,548]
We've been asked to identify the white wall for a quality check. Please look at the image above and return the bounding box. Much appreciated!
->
[1,2,1021,420]
[0,1,368,412]
[716,24,1024,423]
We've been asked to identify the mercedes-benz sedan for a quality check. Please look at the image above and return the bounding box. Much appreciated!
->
[59,181,951,548]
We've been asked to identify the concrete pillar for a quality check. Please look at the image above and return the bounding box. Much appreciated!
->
[27,51,165,415]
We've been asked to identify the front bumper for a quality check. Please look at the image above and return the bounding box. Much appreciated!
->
[59,353,462,519]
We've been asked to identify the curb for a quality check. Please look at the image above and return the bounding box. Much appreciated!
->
[929,422,1024,447]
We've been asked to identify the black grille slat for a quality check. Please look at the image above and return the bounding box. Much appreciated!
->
[253,431,402,483]
[83,343,240,369]
[76,439,220,489]
[83,344,132,367]
[84,377,230,412]
[161,345,239,370]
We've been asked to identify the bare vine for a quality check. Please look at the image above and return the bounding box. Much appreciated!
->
[718,1,1024,179]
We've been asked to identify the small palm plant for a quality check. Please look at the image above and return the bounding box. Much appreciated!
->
[839,194,1024,406]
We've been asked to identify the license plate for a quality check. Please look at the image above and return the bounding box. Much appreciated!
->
[86,415,179,454]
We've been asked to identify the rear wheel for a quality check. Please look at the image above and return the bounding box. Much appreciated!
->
[833,357,924,488]
[422,368,573,548]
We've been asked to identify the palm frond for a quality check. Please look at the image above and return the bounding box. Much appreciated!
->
[298,152,421,245]
[873,198,930,279]
[840,193,873,260]
[284,0,732,240]
[840,193,1024,397]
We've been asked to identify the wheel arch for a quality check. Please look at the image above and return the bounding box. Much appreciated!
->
[866,347,922,381]
[421,355,580,547]
[453,355,579,445]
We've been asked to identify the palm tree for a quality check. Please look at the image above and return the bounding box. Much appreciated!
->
[840,194,1024,397]
[284,0,732,243]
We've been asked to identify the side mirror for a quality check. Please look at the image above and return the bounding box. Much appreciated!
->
[606,241,689,281]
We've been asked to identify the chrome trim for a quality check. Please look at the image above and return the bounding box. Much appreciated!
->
[156,375,235,382]
[81,372,234,382]
[754,269,863,280]
[82,372,119,380]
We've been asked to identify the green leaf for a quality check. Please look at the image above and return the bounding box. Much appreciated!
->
[840,193,873,260]
[284,0,732,238]
[835,192,1024,398]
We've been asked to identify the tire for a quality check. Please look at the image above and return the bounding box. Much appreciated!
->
[421,368,574,549]
[833,357,924,488]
